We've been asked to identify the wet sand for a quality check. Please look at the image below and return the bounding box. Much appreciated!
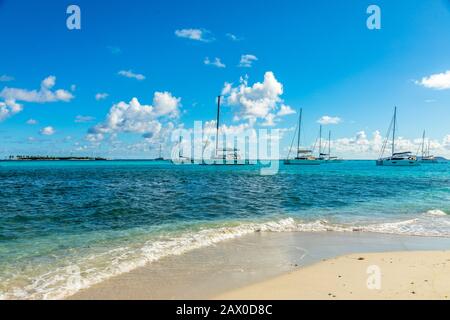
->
[68,232,450,300]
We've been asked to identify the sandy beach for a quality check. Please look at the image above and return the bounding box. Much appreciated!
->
[69,232,450,300]
[216,251,450,300]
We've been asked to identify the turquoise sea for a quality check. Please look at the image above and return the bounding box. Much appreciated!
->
[0,160,449,299]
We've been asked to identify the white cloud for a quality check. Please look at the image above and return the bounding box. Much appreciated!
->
[222,72,291,126]
[175,28,213,42]
[277,105,296,116]
[95,93,109,101]
[204,57,226,68]
[328,130,450,159]
[0,75,14,82]
[317,115,342,125]
[226,33,241,41]
[40,126,55,136]
[415,70,450,90]
[88,92,181,142]
[118,70,146,81]
[239,54,258,68]
[0,76,74,103]
[261,113,277,127]
[85,133,104,143]
[0,99,23,122]
[75,115,95,123]
[26,119,38,125]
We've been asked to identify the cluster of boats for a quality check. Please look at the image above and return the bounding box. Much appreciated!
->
[169,96,441,166]
[284,108,342,165]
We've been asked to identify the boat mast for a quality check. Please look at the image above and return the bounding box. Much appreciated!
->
[421,130,426,158]
[319,125,322,156]
[328,130,331,160]
[215,95,221,157]
[392,107,397,156]
[159,144,162,159]
[297,108,302,157]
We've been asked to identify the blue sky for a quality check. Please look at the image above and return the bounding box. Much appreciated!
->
[1,0,450,159]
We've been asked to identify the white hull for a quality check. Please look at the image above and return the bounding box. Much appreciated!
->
[284,159,322,165]
[326,159,343,163]
[200,160,251,166]
[376,159,420,166]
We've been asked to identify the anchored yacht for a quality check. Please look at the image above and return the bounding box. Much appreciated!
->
[420,130,437,163]
[284,108,322,165]
[376,107,420,166]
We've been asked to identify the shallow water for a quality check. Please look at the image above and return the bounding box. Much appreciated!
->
[0,160,449,299]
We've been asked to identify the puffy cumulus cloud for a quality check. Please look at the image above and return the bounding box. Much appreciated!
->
[87,92,181,143]
[415,70,450,90]
[26,118,38,125]
[277,105,296,117]
[204,57,226,68]
[0,99,22,122]
[95,93,109,101]
[0,76,74,103]
[261,113,277,127]
[118,70,146,81]
[175,28,214,42]
[221,72,292,126]
[40,126,55,136]
[317,115,342,125]
[152,91,181,117]
[238,54,258,67]
[333,130,382,154]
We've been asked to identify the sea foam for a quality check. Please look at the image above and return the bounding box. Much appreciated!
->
[1,210,449,300]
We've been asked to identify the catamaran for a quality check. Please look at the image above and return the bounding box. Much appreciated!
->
[324,130,343,162]
[284,108,321,165]
[376,107,420,166]
[201,96,250,165]
[420,130,437,163]
[154,144,164,161]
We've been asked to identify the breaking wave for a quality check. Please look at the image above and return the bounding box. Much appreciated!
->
[1,209,449,300]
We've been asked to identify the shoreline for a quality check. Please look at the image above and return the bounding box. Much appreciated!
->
[216,251,450,300]
[68,231,450,300]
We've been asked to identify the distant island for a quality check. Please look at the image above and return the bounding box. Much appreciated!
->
[4,156,108,161]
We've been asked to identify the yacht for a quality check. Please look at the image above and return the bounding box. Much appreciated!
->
[420,130,437,163]
[201,96,251,165]
[324,131,343,163]
[284,108,322,165]
[154,144,164,161]
[376,107,420,166]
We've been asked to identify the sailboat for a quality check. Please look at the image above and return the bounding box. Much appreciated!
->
[171,135,194,164]
[420,130,437,163]
[324,131,343,162]
[316,125,328,162]
[284,108,321,165]
[201,96,249,165]
[376,107,420,166]
[154,144,164,161]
